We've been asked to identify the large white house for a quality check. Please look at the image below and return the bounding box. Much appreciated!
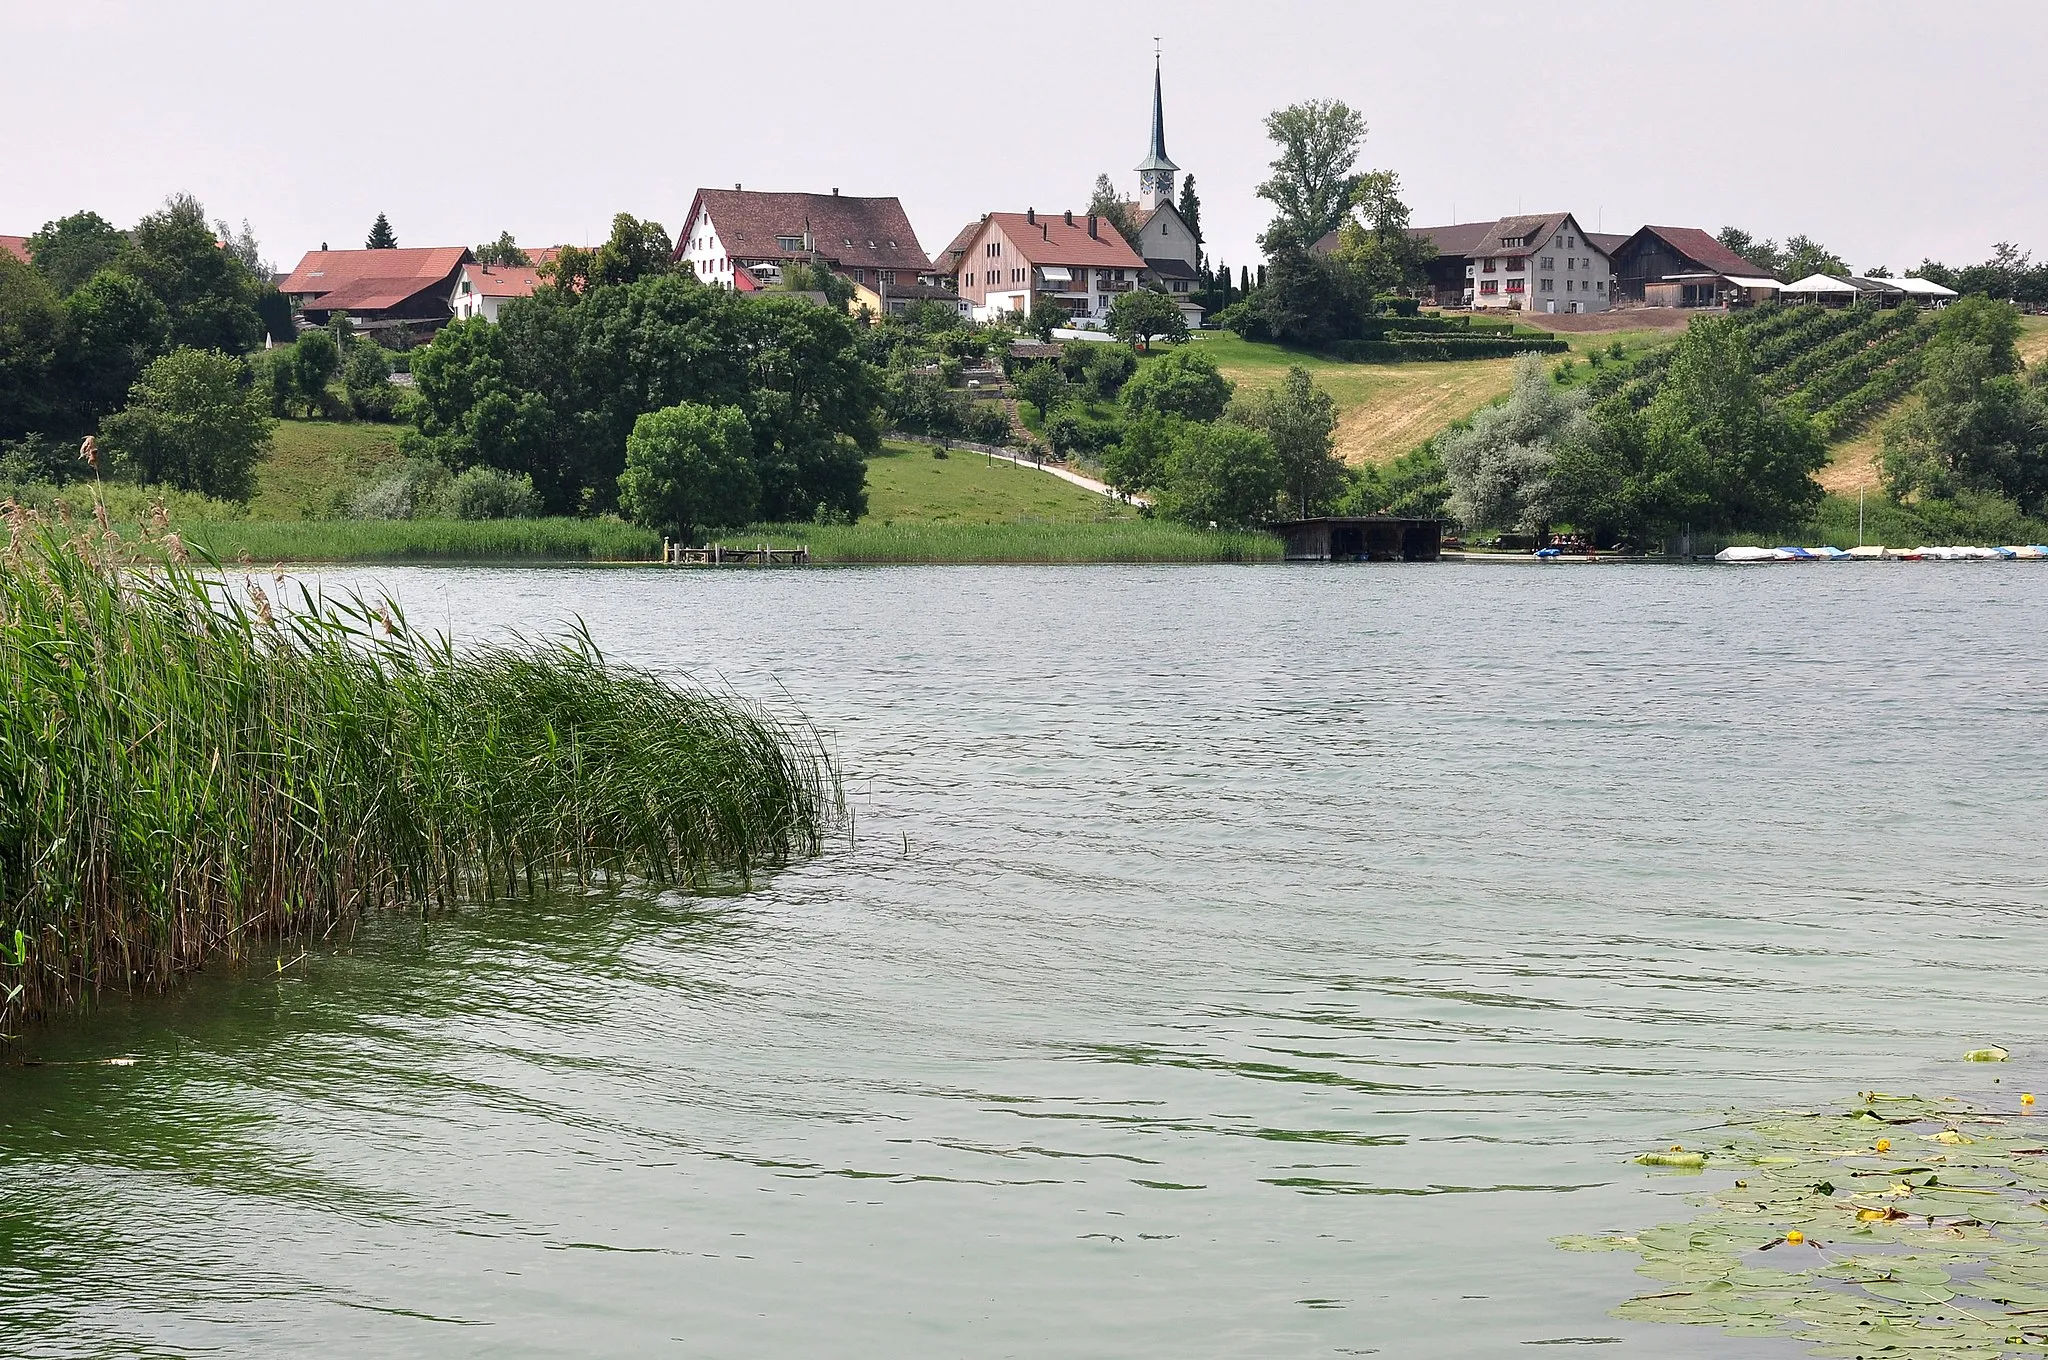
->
[1462,213,1617,312]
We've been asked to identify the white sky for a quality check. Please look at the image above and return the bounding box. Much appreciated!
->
[3,0,2041,277]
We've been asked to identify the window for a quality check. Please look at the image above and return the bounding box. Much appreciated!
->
[880,270,896,285]
[1507,278,1525,293]
[1502,236,1527,249]
[1479,279,1499,294]
[1541,256,1554,271]
[1566,279,1575,291]
[1161,222,1170,236]
[1597,281,1607,294]
[775,235,804,252]
[1482,258,1497,273]
[1566,257,1575,271]
[849,270,864,284]
[1540,278,1554,293]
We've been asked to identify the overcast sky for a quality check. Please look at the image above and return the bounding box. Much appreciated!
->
[4,0,2041,276]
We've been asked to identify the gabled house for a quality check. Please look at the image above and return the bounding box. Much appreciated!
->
[1454,214,1617,312]
[1610,226,1777,307]
[279,246,473,333]
[951,209,1149,325]
[0,236,29,265]
[448,248,561,323]
[1316,215,1625,311]
[672,188,933,296]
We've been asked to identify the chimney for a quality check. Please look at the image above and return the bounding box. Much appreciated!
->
[1088,215,1099,240]
[1064,210,1073,226]
[1027,208,1036,225]
[832,187,840,196]
[735,182,742,190]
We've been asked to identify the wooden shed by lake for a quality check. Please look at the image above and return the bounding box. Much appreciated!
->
[1272,517,1442,563]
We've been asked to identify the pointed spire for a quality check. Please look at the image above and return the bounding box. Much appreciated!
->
[1135,49,1178,174]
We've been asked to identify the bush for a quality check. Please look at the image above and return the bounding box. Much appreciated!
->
[439,465,539,520]
[961,401,1012,444]
[349,457,452,520]
[1325,335,1569,362]
[1153,422,1283,530]
[344,342,399,421]
[1214,299,1271,342]
[1375,295,1422,317]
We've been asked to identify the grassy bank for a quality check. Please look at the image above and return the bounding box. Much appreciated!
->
[251,420,404,520]
[179,516,659,562]
[0,515,833,1034]
[755,518,1279,564]
[863,441,1132,524]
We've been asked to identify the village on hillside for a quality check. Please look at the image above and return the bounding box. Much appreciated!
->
[1,57,1966,352]
[2,51,2044,568]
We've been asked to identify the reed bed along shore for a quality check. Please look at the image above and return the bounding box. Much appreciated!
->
[0,506,835,1035]
[179,516,662,563]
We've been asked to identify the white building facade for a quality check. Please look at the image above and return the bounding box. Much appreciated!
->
[1466,213,1616,313]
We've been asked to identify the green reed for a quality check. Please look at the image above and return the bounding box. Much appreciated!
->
[0,504,834,1034]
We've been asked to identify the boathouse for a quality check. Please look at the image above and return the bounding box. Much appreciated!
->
[1272,517,1441,563]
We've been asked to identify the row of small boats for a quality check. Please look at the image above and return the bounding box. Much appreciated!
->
[1715,545,2048,563]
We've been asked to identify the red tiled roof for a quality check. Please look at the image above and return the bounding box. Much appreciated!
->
[0,236,29,265]
[678,189,932,274]
[1628,226,1773,280]
[973,213,1146,270]
[456,259,550,299]
[279,246,472,311]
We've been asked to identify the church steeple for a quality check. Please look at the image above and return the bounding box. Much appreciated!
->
[1135,50,1179,214]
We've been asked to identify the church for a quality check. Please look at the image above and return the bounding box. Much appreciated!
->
[941,56,1206,328]
[1128,55,1205,326]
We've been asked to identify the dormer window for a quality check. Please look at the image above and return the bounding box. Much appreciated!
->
[775,235,804,252]
[1501,236,1527,248]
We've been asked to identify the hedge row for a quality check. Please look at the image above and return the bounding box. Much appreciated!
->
[1329,335,1570,362]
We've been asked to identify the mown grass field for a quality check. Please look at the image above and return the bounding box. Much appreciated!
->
[251,419,405,519]
[1182,329,1681,467]
[863,440,1132,525]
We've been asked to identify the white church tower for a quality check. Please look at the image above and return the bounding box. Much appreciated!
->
[1135,53,1179,215]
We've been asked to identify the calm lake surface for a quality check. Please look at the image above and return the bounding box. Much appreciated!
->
[4,563,2045,1358]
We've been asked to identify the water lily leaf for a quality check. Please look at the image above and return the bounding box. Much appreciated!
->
[1860,1280,1955,1304]
[1552,1234,1633,1253]
[1726,1266,1808,1288]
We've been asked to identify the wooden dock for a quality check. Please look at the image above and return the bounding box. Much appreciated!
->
[661,541,811,566]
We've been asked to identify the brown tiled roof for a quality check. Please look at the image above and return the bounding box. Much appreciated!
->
[1588,232,1631,256]
[679,189,931,274]
[973,213,1146,270]
[0,236,28,265]
[1144,256,1198,280]
[1626,226,1773,280]
[932,220,983,272]
[279,247,472,311]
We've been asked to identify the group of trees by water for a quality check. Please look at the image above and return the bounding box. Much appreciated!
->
[1388,296,2048,547]
[1,195,288,497]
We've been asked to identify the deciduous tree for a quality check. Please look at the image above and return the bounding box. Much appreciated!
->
[1255,99,1367,252]
[1119,345,1233,422]
[1107,289,1188,350]
[1439,355,1586,531]
[618,402,759,539]
[1231,366,1341,518]
[26,212,128,296]
[1154,422,1281,529]
[98,347,273,500]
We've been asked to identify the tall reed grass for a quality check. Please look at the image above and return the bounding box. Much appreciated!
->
[180,516,661,563]
[0,504,834,1034]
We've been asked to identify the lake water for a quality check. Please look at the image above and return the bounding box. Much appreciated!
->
[4,563,2045,1358]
